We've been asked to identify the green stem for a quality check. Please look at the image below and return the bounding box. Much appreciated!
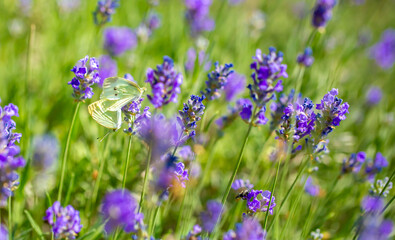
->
[175,184,188,237]
[138,148,152,213]
[122,136,133,189]
[150,205,161,236]
[8,198,12,240]
[381,194,395,214]
[263,151,282,230]
[295,66,305,95]
[267,155,309,232]
[58,102,81,202]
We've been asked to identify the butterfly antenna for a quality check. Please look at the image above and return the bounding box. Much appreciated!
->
[97,130,112,142]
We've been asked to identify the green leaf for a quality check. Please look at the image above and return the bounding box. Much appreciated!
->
[24,210,45,240]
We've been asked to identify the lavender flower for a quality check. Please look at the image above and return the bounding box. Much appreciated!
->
[185,0,215,37]
[202,62,234,100]
[370,29,395,69]
[186,224,202,240]
[365,86,383,106]
[200,200,222,232]
[224,72,246,102]
[370,177,393,197]
[244,190,276,215]
[310,229,323,240]
[297,47,314,67]
[315,88,349,137]
[270,89,296,130]
[223,217,266,240]
[98,55,117,87]
[136,13,161,42]
[176,95,205,144]
[178,145,195,162]
[311,0,336,29]
[277,97,316,143]
[237,98,269,126]
[365,152,388,180]
[232,179,253,191]
[185,47,211,73]
[121,91,152,136]
[358,216,393,240]
[103,27,137,56]
[68,56,100,101]
[342,152,366,174]
[0,101,25,207]
[146,56,183,108]
[362,196,384,213]
[248,47,288,107]
[100,189,143,234]
[93,0,119,25]
[32,134,59,171]
[0,224,8,239]
[43,201,82,239]
[305,176,319,196]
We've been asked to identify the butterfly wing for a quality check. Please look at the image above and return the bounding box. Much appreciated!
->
[88,99,122,130]
[101,77,144,101]
[105,96,135,112]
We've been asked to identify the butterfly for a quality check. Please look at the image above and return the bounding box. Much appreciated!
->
[88,77,145,131]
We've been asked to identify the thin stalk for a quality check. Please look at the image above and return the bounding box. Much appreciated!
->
[122,135,133,189]
[8,198,12,240]
[381,195,395,214]
[267,155,309,232]
[263,151,282,230]
[295,66,305,95]
[91,136,111,207]
[58,102,81,202]
[210,107,257,238]
[175,184,188,237]
[138,148,152,213]
[150,205,161,236]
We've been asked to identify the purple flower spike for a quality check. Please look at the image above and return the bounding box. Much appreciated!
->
[311,0,336,29]
[98,55,117,87]
[248,47,288,107]
[146,56,183,108]
[366,86,383,106]
[232,179,253,191]
[370,29,395,69]
[237,98,268,126]
[315,88,349,136]
[121,95,152,136]
[270,89,296,131]
[176,95,205,144]
[224,217,267,240]
[103,27,137,56]
[136,12,161,42]
[297,47,314,67]
[359,215,393,240]
[246,190,276,215]
[100,189,143,234]
[0,101,25,207]
[93,0,119,25]
[43,201,82,239]
[200,200,222,233]
[365,152,388,180]
[68,56,100,101]
[202,62,234,100]
[0,224,8,239]
[185,0,215,37]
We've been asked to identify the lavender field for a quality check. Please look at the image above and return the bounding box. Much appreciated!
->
[1,0,395,239]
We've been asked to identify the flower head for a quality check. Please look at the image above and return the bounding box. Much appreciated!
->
[136,12,161,42]
[223,217,266,240]
[100,189,143,234]
[98,55,117,87]
[103,27,137,56]
[93,0,119,25]
[270,89,296,130]
[305,176,319,196]
[224,72,246,102]
[202,62,234,100]
[315,88,349,137]
[121,92,152,136]
[370,177,393,197]
[176,95,205,144]
[297,47,314,67]
[232,179,253,191]
[146,56,183,108]
[248,47,288,107]
[68,56,100,101]
[237,98,269,126]
[342,152,366,174]
[43,201,82,239]
[185,0,215,37]
[311,0,336,29]
[365,152,388,180]
[200,200,222,233]
[186,224,202,240]
[0,224,8,239]
[370,29,395,69]
[310,229,323,240]
[245,190,276,215]
[185,47,211,73]
[0,101,25,207]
